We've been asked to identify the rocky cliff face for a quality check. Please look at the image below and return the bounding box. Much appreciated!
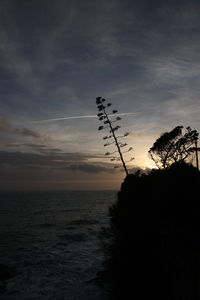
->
[100,162,200,300]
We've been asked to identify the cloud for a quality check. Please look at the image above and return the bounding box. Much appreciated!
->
[0,116,52,141]
[14,128,41,138]
[0,150,120,187]
[0,142,64,158]
[67,163,115,173]
[0,142,24,148]
[0,150,102,169]
[0,116,12,132]
[129,131,147,138]
[0,148,124,190]
[0,145,119,178]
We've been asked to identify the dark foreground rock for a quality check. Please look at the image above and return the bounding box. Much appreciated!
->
[0,264,17,295]
[0,264,17,281]
[100,162,200,300]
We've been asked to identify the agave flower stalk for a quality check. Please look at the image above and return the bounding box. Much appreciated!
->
[96,97,131,176]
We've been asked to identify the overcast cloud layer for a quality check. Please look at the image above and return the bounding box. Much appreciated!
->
[0,0,199,189]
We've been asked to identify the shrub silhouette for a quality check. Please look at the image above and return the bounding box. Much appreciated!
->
[99,162,200,300]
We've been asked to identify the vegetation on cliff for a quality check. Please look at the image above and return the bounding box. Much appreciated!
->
[95,100,200,299]
[100,162,200,299]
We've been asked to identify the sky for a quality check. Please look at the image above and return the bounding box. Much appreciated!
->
[0,0,200,190]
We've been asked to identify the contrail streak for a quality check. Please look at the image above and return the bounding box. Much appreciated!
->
[31,112,136,124]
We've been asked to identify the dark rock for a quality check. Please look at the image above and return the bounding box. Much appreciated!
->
[100,162,200,300]
[0,264,17,281]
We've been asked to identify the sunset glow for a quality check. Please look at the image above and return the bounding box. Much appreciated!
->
[0,1,199,190]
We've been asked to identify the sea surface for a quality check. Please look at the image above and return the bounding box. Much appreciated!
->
[0,190,117,300]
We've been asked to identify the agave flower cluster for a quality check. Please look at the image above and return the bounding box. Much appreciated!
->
[96,97,134,175]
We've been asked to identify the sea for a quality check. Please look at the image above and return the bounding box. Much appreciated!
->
[0,190,117,300]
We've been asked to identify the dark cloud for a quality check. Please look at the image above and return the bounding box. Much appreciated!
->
[0,142,24,148]
[14,128,41,138]
[0,116,47,140]
[67,163,114,173]
[0,151,78,167]
[0,150,105,171]
[1,0,200,117]
[0,142,63,156]
[0,150,117,190]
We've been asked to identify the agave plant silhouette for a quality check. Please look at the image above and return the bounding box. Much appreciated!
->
[96,97,134,176]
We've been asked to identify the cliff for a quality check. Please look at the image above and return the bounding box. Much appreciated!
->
[101,162,200,299]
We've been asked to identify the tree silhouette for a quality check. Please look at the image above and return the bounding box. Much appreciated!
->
[148,126,199,169]
[96,97,134,176]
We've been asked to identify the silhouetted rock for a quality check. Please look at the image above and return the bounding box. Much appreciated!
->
[100,162,200,300]
[0,263,17,295]
[0,264,16,281]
